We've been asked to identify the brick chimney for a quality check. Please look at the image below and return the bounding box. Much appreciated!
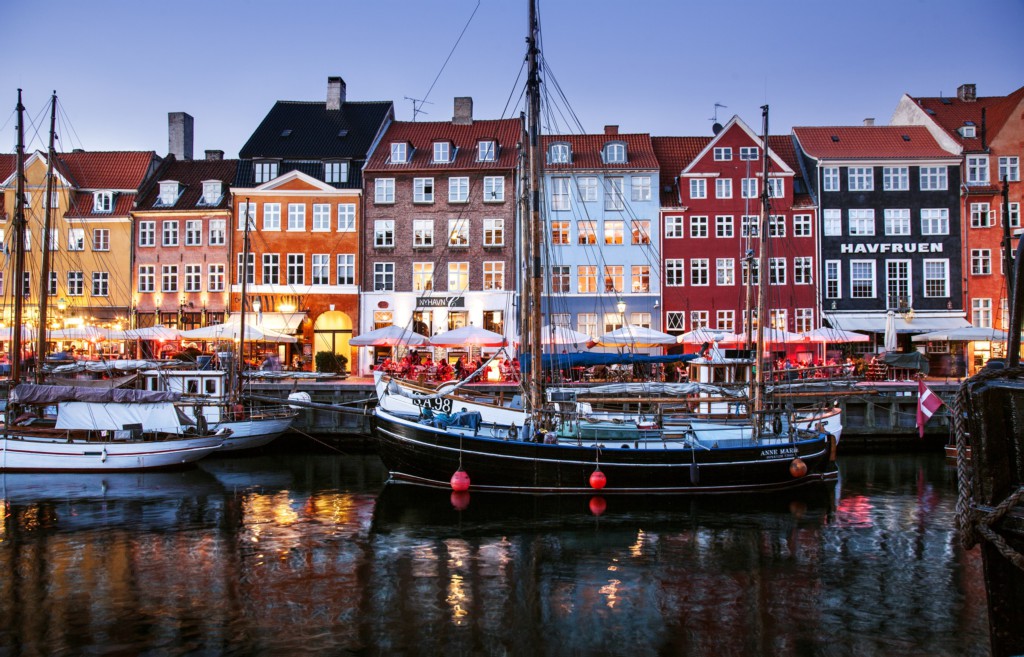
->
[453,97,473,125]
[958,83,977,102]
[863,118,875,126]
[604,125,619,135]
[168,112,194,161]
[205,150,224,161]
[327,76,346,110]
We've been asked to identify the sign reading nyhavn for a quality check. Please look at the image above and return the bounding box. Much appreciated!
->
[417,296,465,308]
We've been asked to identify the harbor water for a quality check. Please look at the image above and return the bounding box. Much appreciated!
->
[0,447,990,656]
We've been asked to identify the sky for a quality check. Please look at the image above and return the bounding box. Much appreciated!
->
[3,0,1023,158]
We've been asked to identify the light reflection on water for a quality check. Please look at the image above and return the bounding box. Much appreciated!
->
[0,452,989,656]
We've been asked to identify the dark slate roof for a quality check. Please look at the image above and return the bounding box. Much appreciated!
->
[136,157,239,210]
[364,118,520,172]
[908,84,1024,151]
[238,99,392,158]
[792,126,955,160]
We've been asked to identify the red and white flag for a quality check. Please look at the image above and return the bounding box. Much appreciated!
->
[917,378,944,438]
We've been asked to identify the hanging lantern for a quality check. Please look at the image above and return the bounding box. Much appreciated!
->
[450,469,471,492]
[589,469,606,490]
[789,458,808,478]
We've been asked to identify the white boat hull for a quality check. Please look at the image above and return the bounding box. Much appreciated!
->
[0,434,224,471]
[215,415,296,452]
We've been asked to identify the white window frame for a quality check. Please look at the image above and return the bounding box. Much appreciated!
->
[715,178,732,199]
[312,204,331,231]
[483,176,505,202]
[287,203,305,231]
[848,167,874,191]
[884,208,911,236]
[883,167,909,191]
[921,208,950,235]
[375,178,395,204]
[848,209,875,236]
[822,167,840,192]
[920,166,948,191]
[689,178,707,199]
[483,218,504,247]
[923,259,950,298]
[631,176,651,202]
[448,177,469,203]
[850,260,876,299]
[336,254,355,285]
[337,204,356,231]
[263,203,281,231]
[477,140,496,162]
[665,216,684,238]
[713,147,732,161]
[390,143,408,164]
[374,220,395,248]
[967,155,990,185]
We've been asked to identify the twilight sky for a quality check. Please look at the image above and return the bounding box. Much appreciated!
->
[3,0,1023,157]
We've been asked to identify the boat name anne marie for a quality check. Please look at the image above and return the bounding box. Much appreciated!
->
[840,242,943,254]
[761,448,799,459]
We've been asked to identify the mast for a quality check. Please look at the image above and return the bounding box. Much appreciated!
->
[752,105,771,438]
[10,90,27,384]
[236,198,253,399]
[1001,176,1013,301]
[525,0,543,412]
[34,92,57,383]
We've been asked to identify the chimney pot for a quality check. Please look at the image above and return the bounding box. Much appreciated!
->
[604,125,619,135]
[863,118,875,126]
[205,150,224,161]
[453,97,473,125]
[168,112,194,161]
[958,83,977,102]
[327,76,346,110]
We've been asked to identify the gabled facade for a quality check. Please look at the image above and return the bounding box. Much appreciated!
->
[361,98,519,373]
[792,124,965,349]
[892,83,1024,342]
[540,127,661,339]
[233,77,393,370]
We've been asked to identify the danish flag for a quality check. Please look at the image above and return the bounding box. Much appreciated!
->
[917,378,945,438]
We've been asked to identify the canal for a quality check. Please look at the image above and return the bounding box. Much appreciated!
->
[0,446,990,656]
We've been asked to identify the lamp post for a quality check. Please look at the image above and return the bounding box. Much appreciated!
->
[616,299,626,328]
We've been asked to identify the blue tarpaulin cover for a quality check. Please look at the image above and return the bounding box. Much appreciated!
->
[520,352,697,371]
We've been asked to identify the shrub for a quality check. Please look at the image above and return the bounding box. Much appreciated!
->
[315,351,348,374]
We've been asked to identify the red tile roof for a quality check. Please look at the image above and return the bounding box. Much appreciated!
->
[365,119,521,171]
[651,136,710,206]
[541,133,660,170]
[136,158,239,210]
[792,126,954,160]
[908,85,1024,150]
[53,151,157,189]
[64,191,137,218]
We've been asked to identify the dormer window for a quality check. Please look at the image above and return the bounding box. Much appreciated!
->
[549,143,571,164]
[254,161,279,184]
[157,181,180,207]
[959,123,976,138]
[478,140,496,162]
[93,191,113,213]
[324,161,349,183]
[604,142,626,164]
[390,142,408,164]
[433,141,452,163]
[200,180,223,206]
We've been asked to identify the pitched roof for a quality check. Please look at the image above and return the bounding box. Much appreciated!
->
[651,136,711,205]
[364,118,520,172]
[52,151,156,189]
[791,126,954,160]
[541,133,660,170]
[64,191,138,218]
[136,157,239,210]
[906,84,1024,150]
[238,100,393,160]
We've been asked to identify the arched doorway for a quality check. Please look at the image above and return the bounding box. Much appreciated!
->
[313,311,353,372]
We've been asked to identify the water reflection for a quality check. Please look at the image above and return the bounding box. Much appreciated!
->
[0,452,991,656]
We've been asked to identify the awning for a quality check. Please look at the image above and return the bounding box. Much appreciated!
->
[226,311,305,334]
[825,313,971,334]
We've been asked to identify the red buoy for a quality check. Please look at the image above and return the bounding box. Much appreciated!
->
[450,469,471,492]
[789,458,808,478]
[589,469,607,490]
[589,496,607,516]
[450,491,470,511]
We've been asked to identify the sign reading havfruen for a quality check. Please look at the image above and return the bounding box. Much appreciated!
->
[840,243,943,254]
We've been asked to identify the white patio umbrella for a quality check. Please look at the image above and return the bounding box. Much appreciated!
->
[180,319,297,343]
[911,326,1009,342]
[123,324,183,341]
[736,327,808,344]
[349,325,428,347]
[802,327,871,343]
[883,311,897,352]
[51,326,118,341]
[676,327,741,345]
[597,325,677,348]
[0,325,38,341]
[515,325,592,347]
[429,325,507,347]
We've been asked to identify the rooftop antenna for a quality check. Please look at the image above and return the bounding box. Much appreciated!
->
[710,103,727,123]
[710,103,727,135]
[404,96,433,121]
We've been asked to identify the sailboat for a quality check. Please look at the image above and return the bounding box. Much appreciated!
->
[368,3,839,494]
[0,91,226,471]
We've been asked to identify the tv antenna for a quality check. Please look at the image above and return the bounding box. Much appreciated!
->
[709,103,727,123]
[404,97,433,121]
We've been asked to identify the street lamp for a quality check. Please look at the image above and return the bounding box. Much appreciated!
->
[616,298,626,327]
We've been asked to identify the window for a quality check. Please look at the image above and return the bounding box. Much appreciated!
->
[161,265,178,293]
[23,229,30,252]
[848,167,874,191]
[578,266,598,293]
[604,220,624,245]
[263,203,281,230]
[921,208,949,235]
[254,161,278,183]
[631,266,650,293]
[971,203,993,228]
[448,218,469,246]
[794,257,813,285]
[90,228,109,251]
[630,220,651,244]
[665,216,684,238]
[310,254,329,284]
[849,209,875,236]
[448,177,469,203]
[448,262,469,291]
[850,261,875,298]
[138,266,155,293]
[966,155,989,185]
[483,262,505,291]
[631,313,652,329]
[920,166,948,191]
[336,254,355,285]
[324,161,349,183]
[741,215,759,238]
[883,167,909,191]
[237,253,254,285]
[767,178,784,198]
[67,271,83,296]
[825,261,841,299]
[92,270,109,296]
[288,203,305,231]
[769,258,787,286]
[822,167,840,192]
[185,264,201,292]
[551,266,570,293]
[549,143,570,164]
[337,204,356,231]
[716,215,734,238]
[374,220,395,247]
[716,258,734,286]
[93,191,113,212]
[605,177,625,210]
[769,309,787,331]
[739,147,758,161]
[689,178,707,199]
[794,308,814,334]
[603,312,624,333]
[413,219,434,248]
[631,176,651,201]
[578,177,598,202]
[604,143,626,163]
[551,220,570,245]
[47,228,58,252]
[714,147,732,161]
[433,142,451,163]
[690,216,708,238]
[690,259,709,286]
[478,140,496,162]
[375,178,395,203]
[390,143,408,164]
[577,220,597,245]
[162,221,179,246]
[262,254,280,285]
[717,310,735,332]
[69,228,86,251]
[973,298,992,328]
[923,260,949,297]
[313,204,330,231]
[1008,203,1021,228]
[578,313,598,337]
[793,214,812,237]
[185,220,202,246]
[286,254,305,285]
[884,209,911,236]
[373,263,394,291]
[715,178,732,199]
[208,219,226,246]
[972,249,992,275]
[665,259,685,287]
[208,264,225,292]
[483,218,504,247]
[603,265,623,293]
[552,177,571,210]
[768,215,786,237]
[999,156,1020,182]
[960,125,977,138]
[483,176,505,202]
[237,202,256,230]
[662,311,683,332]
[741,178,758,198]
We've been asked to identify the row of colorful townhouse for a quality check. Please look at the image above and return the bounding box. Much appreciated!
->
[0,79,1020,374]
